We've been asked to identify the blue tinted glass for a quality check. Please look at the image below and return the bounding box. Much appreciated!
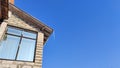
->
[22,31,36,39]
[17,38,36,61]
[0,26,37,61]
[7,26,22,36]
[0,35,20,60]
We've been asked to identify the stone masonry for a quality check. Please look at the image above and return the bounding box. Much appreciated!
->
[0,12,44,68]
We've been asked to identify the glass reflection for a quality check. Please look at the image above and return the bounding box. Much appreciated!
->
[0,35,20,60]
[17,38,36,61]
[0,26,37,61]
[23,31,36,39]
[7,26,22,36]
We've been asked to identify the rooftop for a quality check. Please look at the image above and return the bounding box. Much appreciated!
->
[0,0,53,43]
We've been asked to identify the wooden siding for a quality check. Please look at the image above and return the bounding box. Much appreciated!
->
[0,0,8,19]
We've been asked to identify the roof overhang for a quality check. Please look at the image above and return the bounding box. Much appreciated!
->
[9,4,53,43]
[0,0,53,43]
[0,0,8,20]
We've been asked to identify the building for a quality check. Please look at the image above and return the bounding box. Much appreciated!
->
[0,0,53,68]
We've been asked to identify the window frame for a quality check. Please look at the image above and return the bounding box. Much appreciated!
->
[0,25,38,62]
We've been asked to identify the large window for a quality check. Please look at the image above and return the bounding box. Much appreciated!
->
[0,26,37,62]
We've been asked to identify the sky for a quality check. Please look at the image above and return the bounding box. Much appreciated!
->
[15,0,120,68]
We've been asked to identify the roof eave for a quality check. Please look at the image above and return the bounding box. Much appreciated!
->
[9,4,53,43]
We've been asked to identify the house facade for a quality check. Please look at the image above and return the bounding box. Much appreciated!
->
[0,0,53,68]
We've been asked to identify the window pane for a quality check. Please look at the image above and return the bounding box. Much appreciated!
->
[7,26,22,36]
[0,35,20,60]
[22,31,36,39]
[17,38,36,61]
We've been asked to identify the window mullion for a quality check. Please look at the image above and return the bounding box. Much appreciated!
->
[0,26,37,61]
[15,34,23,60]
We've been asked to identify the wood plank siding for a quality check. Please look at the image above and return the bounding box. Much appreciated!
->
[0,0,8,20]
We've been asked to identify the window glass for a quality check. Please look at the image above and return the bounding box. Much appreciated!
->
[0,35,20,60]
[23,31,36,39]
[7,27,22,36]
[0,26,37,62]
[17,38,36,61]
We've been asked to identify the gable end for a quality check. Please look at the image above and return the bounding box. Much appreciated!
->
[9,4,53,43]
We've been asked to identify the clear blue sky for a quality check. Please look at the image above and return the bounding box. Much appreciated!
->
[15,0,120,68]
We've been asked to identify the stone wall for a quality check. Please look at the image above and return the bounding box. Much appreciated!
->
[0,13,44,68]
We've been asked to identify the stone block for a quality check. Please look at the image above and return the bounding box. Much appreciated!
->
[22,65,32,68]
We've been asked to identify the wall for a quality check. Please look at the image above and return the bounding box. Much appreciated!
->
[0,13,44,68]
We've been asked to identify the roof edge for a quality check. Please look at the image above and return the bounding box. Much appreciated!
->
[9,3,53,43]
